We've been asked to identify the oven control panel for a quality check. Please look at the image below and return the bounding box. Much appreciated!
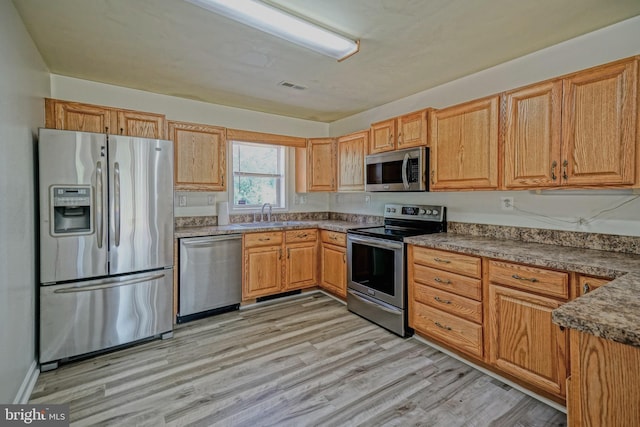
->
[384,204,445,221]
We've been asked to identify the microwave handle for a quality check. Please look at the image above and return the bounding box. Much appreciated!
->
[401,152,410,189]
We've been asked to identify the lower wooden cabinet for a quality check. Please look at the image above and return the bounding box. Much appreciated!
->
[409,246,484,359]
[242,230,317,300]
[319,230,347,298]
[487,263,569,399]
[568,329,640,426]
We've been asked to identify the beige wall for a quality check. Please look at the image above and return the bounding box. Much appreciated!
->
[0,0,50,403]
[329,16,640,236]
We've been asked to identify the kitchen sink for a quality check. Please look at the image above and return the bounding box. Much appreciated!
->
[235,221,308,228]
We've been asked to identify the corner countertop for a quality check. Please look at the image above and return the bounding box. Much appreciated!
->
[174,220,376,239]
[404,233,640,348]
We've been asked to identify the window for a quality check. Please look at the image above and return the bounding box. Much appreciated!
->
[231,141,286,209]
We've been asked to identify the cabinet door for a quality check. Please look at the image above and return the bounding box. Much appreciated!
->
[243,245,282,299]
[285,242,317,290]
[397,110,428,149]
[337,130,368,192]
[488,284,567,397]
[320,243,346,298]
[369,119,396,154]
[168,121,226,191]
[429,96,499,190]
[308,138,336,191]
[117,110,166,139]
[562,59,637,186]
[46,99,116,134]
[503,81,562,188]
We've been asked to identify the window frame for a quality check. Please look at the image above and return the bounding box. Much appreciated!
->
[229,140,288,211]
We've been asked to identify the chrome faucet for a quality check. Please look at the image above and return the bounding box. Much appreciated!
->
[261,203,272,222]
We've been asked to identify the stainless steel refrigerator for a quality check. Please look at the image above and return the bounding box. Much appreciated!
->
[38,128,174,370]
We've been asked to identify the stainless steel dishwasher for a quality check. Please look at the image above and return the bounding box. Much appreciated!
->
[178,234,242,323]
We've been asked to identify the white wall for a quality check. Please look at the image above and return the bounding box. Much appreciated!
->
[51,75,330,217]
[329,16,640,236]
[0,0,50,403]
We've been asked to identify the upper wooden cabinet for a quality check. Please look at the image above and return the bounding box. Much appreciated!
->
[504,58,638,189]
[369,118,396,154]
[397,109,429,150]
[45,99,116,134]
[503,81,563,188]
[168,121,226,191]
[337,130,368,192]
[369,110,429,154]
[562,59,637,187]
[45,98,167,139]
[116,110,166,139]
[307,138,336,192]
[429,96,499,191]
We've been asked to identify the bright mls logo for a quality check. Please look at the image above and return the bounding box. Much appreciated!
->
[0,405,68,426]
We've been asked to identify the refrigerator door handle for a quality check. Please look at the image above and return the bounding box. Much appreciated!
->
[96,161,104,248]
[53,272,166,293]
[114,162,121,247]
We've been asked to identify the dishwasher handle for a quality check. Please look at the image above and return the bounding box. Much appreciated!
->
[181,234,242,248]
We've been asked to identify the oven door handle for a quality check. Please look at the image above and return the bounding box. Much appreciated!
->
[348,290,402,315]
[347,234,403,250]
[401,152,410,189]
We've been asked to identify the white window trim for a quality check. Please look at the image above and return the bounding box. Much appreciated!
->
[228,140,289,212]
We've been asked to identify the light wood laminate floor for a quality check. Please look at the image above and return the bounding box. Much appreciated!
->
[31,293,567,426]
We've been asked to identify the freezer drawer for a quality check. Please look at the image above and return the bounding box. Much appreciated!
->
[179,235,242,320]
[40,269,173,365]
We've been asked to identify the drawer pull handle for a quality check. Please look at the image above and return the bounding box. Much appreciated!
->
[297,233,308,238]
[434,296,452,304]
[434,322,452,331]
[434,277,452,285]
[330,235,338,240]
[511,274,538,283]
[433,257,451,264]
[258,237,271,241]
[583,283,591,294]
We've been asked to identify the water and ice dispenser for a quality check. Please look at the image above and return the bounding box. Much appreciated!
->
[50,186,93,235]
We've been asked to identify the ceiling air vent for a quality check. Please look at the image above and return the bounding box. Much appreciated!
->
[278,81,307,90]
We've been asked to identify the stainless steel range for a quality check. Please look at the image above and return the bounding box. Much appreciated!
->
[347,204,446,337]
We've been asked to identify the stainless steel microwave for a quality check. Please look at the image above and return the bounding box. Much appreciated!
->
[365,147,428,192]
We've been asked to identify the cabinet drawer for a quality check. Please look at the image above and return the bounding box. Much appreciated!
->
[412,302,483,358]
[320,230,346,246]
[414,284,482,323]
[412,264,482,301]
[285,229,317,243]
[244,231,283,248]
[412,247,481,278]
[488,260,569,299]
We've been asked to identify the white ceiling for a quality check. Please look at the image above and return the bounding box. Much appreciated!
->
[12,0,640,122]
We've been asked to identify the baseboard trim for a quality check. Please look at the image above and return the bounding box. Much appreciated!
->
[411,335,567,414]
[13,359,39,404]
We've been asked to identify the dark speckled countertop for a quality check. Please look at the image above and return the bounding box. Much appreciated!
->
[404,233,640,348]
[174,220,373,238]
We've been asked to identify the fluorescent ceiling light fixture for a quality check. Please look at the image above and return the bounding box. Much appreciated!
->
[185,0,360,61]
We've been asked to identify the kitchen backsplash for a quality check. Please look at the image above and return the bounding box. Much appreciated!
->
[328,212,384,224]
[448,222,640,255]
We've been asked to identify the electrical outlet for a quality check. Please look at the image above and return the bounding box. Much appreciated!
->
[293,195,300,205]
[300,195,307,205]
[364,195,371,204]
[500,197,514,211]
[178,195,187,207]
[207,195,215,205]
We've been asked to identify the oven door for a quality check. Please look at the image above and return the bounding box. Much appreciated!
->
[347,234,404,308]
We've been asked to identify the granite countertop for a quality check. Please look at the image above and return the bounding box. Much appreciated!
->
[174,220,373,238]
[404,233,640,348]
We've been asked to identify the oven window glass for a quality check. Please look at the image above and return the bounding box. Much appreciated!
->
[350,242,395,296]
